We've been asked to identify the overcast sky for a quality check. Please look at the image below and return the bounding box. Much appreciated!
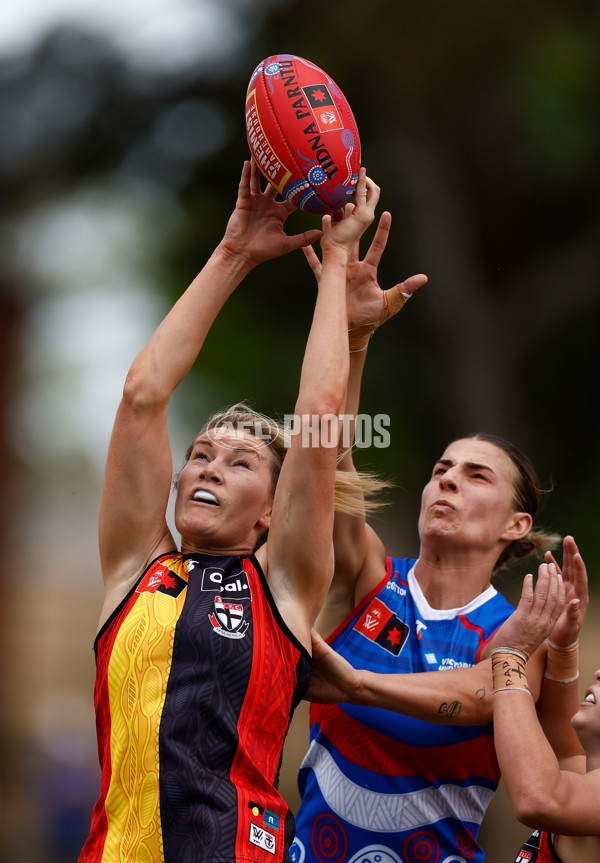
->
[0,0,252,69]
[3,0,251,471]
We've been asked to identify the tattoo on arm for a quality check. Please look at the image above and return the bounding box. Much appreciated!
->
[476,686,486,700]
[438,700,462,718]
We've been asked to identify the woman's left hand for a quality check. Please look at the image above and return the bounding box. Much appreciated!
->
[318,168,379,258]
[489,561,566,658]
[303,196,427,333]
[545,535,588,647]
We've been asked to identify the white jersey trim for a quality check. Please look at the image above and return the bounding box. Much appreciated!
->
[407,564,498,621]
[303,740,494,832]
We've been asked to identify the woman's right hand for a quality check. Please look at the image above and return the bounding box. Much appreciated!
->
[545,536,588,648]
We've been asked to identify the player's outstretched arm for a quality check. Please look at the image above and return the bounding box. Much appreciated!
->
[536,536,588,764]
[263,171,379,649]
[305,563,564,727]
[99,161,322,621]
[307,629,494,726]
[303,210,427,636]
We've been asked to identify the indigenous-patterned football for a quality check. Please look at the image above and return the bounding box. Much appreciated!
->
[245,54,361,214]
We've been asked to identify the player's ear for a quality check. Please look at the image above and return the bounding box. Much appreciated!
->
[501,512,532,542]
[257,506,272,531]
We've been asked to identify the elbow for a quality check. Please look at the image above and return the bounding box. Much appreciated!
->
[122,366,169,413]
[296,387,345,422]
[510,788,558,829]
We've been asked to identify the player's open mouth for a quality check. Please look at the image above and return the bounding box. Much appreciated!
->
[193,490,219,505]
[584,691,596,704]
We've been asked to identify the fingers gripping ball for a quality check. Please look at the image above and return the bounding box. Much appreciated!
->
[245,54,361,214]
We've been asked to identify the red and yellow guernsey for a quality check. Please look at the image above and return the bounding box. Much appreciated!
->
[79,551,311,863]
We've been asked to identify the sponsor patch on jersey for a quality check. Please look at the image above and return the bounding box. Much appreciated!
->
[415,619,427,640]
[440,657,473,670]
[249,822,276,855]
[385,578,407,597]
[353,597,409,655]
[136,566,187,597]
[186,559,252,600]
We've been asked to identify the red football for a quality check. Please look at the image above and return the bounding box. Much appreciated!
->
[245,54,361,214]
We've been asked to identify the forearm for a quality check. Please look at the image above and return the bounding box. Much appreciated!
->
[491,646,575,827]
[337,348,368,469]
[537,641,584,761]
[493,684,566,823]
[125,243,251,406]
[295,248,349,418]
[354,662,493,725]
[331,345,370,566]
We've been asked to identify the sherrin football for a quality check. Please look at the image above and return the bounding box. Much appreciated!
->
[245,54,361,214]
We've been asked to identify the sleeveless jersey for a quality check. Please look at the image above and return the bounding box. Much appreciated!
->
[79,551,312,863]
[291,556,515,863]
[514,830,562,863]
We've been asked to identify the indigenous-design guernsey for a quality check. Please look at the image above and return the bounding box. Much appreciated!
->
[79,551,311,863]
[514,830,562,863]
[291,556,515,863]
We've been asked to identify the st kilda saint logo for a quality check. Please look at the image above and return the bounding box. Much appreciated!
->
[209,595,249,639]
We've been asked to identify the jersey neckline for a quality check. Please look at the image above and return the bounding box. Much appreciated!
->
[407,563,498,620]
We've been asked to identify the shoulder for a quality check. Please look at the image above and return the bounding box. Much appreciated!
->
[353,526,391,605]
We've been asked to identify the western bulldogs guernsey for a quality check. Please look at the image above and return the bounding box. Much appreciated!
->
[291,556,515,863]
[79,551,311,863]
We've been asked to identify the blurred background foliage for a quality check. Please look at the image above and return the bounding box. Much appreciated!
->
[0,0,599,860]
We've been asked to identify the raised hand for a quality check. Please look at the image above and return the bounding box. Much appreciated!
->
[319,168,380,258]
[490,562,566,658]
[303,200,427,341]
[545,535,588,648]
[219,160,323,268]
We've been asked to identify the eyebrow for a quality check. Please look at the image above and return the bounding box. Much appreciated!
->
[436,458,497,476]
[194,438,262,458]
[229,446,261,457]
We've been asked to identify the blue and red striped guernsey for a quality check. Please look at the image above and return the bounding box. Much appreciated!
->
[79,551,311,863]
[291,556,515,863]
